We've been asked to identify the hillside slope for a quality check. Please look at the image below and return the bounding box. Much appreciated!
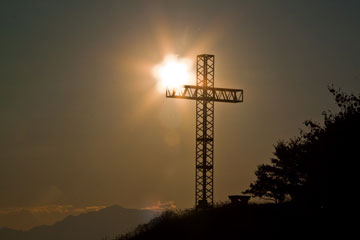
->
[118,203,329,240]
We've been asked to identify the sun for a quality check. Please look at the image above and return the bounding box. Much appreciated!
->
[153,55,193,92]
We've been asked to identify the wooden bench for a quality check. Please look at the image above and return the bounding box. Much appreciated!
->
[228,195,251,205]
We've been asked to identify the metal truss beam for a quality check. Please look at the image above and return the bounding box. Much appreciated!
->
[166,85,243,103]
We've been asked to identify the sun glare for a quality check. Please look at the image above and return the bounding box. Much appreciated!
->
[153,55,192,92]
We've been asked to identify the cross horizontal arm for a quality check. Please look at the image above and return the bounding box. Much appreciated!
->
[166,85,243,103]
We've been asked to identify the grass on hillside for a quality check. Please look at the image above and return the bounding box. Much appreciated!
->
[116,202,328,240]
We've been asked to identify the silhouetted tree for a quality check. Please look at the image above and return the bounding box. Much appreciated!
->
[244,138,306,203]
[244,86,360,207]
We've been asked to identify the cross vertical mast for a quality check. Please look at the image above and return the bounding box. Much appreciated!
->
[196,54,215,208]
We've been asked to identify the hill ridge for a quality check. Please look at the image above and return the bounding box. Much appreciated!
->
[0,205,156,240]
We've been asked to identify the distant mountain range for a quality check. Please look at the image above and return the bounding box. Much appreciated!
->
[0,205,156,240]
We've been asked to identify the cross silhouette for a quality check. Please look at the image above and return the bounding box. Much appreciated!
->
[166,54,243,209]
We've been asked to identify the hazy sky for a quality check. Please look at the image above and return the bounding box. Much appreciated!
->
[1,0,359,229]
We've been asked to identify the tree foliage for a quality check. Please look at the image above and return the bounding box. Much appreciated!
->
[244,86,360,207]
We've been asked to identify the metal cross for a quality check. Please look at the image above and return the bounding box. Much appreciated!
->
[166,54,243,209]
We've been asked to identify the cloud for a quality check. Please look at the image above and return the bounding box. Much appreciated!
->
[141,201,176,212]
[0,205,107,215]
